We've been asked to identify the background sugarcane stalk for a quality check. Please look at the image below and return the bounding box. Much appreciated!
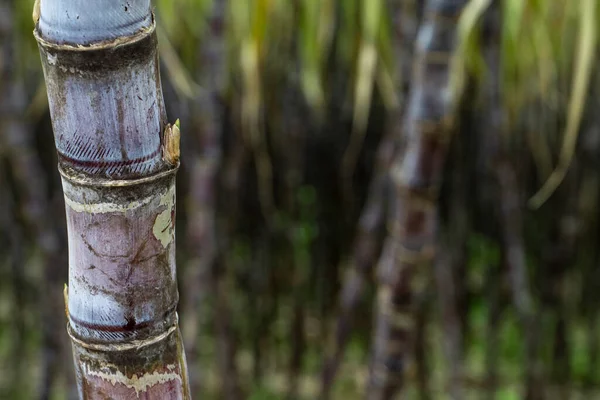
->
[433,116,472,400]
[0,165,26,398]
[367,0,468,397]
[33,0,190,397]
[320,124,392,399]
[486,3,544,398]
[182,0,228,395]
[1,1,73,398]
[320,1,420,395]
[0,2,29,397]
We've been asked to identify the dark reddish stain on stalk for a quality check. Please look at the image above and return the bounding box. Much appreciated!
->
[124,314,136,331]
[169,205,176,233]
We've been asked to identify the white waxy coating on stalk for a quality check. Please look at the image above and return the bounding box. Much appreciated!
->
[38,0,152,44]
[82,362,182,396]
[68,284,125,328]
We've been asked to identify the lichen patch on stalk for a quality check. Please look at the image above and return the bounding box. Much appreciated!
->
[82,362,182,397]
[153,184,175,248]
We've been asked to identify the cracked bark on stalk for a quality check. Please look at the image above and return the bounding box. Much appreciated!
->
[34,1,190,398]
[366,0,467,398]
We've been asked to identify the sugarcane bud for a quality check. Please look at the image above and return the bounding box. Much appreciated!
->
[163,119,181,166]
[32,0,41,25]
[63,284,69,319]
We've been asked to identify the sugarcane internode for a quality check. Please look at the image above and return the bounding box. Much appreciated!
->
[34,0,190,398]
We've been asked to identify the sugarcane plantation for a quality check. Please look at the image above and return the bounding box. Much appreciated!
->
[0,0,599,398]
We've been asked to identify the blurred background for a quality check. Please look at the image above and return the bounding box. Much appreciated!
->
[2,0,600,398]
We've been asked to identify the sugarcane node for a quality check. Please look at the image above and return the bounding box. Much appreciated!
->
[391,171,440,200]
[66,321,178,352]
[417,50,453,65]
[412,119,453,142]
[405,193,438,211]
[393,245,430,265]
[405,219,435,239]
[400,189,440,207]
[389,215,434,238]
[34,19,155,59]
[396,251,429,267]
[384,339,406,355]
[425,9,462,24]
[388,311,415,330]
[57,163,179,188]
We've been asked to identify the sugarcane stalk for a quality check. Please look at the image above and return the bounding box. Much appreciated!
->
[2,1,73,397]
[388,0,421,97]
[33,1,190,398]
[577,169,600,388]
[434,130,471,400]
[321,1,420,395]
[498,158,546,400]
[0,171,27,398]
[320,123,393,399]
[366,0,467,398]
[484,3,545,397]
[182,0,228,395]
[214,100,247,400]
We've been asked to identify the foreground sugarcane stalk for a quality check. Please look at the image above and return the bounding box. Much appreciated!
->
[34,1,190,398]
[367,0,467,397]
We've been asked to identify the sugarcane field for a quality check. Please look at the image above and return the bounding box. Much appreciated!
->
[2,0,600,398]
